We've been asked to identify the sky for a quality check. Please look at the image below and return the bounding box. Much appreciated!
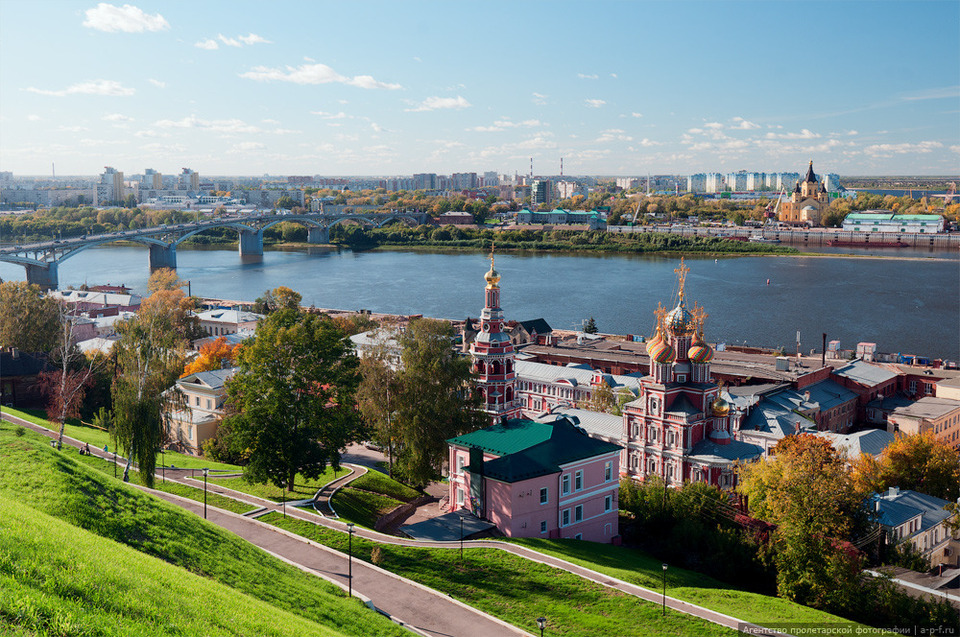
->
[1,1,958,178]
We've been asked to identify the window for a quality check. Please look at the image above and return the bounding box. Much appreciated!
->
[575,505,583,522]
[456,488,464,505]
[604,462,613,482]
[540,487,548,505]
[540,520,547,534]
[195,396,200,406]
[575,470,583,491]
[456,454,465,475]
[604,495,612,512]
[574,533,582,540]
[187,425,193,440]
[206,399,211,410]
[562,509,570,526]
[562,474,570,495]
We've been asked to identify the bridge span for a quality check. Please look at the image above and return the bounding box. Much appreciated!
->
[0,210,428,289]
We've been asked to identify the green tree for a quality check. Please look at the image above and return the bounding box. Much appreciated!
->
[852,431,960,501]
[225,309,362,492]
[392,318,486,486]
[356,334,400,476]
[0,281,60,353]
[583,317,598,334]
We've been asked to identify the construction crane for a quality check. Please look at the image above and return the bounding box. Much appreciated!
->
[764,187,786,222]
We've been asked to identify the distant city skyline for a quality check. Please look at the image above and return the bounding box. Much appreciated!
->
[1,1,957,176]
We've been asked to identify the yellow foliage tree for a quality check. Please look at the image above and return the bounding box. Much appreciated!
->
[181,336,240,377]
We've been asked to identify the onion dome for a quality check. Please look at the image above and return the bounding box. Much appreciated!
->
[647,333,676,364]
[665,302,695,336]
[711,396,730,417]
[484,263,501,288]
[687,335,713,364]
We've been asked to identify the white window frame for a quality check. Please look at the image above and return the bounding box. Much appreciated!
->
[604,495,612,512]
[540,487,548,505]
[456,454,465,475]
[575,505,583,522]
[540,520,547,534]
[604,461,612,482]
[456,488,464,505]
[575,470,583,491]
[562,509,570,526]
[562,474,570,495]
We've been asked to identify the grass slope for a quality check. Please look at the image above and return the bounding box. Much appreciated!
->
[510,538,865,631]
[261,512,737,637]
[0,422,405,637]
[348,470,420,502]
[331,488,404,529]
[0,493,346,637]
[210,466,340,501]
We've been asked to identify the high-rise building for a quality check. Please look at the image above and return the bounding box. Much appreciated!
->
[178,168,200,192]
[687,174,707,193]
[531,179,553,207]
[704,173,726,193]
[483,171,498,187]
[142,169,162,189]
[451,172,478,190]
[413,173,437,190]
[95,166,125,205]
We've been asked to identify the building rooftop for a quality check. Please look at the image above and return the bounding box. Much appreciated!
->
[815,428,895,459]
[689,438,763,464]
[890,396,960,420]
[872,488,952,536]
[832,359,899,387]
[196,309,263,324]
[538,408,622,443]
[178,367,237,391]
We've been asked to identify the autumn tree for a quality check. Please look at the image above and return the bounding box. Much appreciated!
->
[356,333,399,476]
[391,318,486,486]
[225,308,362,492]
[252,285,302,314]
[738,434,870,607]
[852,431,960,501]
[181,336,240,377]
[147,267,187,294]
[0,281,60,353]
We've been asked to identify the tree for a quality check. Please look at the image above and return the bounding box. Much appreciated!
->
[737,434,869,606]
[356,334,399,476]
[181,336,240,377]
[147,267,186,294]
[225,308,362,492]
[0,281,60,353]
[583,317,598,334]
[391,318,486,486]
[851,431,960,501]
[252,285,302,314]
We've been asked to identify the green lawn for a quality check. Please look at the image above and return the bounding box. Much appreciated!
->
[510,538,868,632]
[330,488,404,528]
[0,406,241,470]
[0,421,406,637]
[0,493,349,637]
[261,512,736,637]
[347,469,420,502]
[210,467,342,502]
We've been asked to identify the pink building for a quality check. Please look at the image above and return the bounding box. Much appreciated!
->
[447,416,621,543]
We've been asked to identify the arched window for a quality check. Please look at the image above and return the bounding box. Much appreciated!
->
[505,360,512,373]
[476,360,486,374]
[505,387,513,402]
[491,360,501,375]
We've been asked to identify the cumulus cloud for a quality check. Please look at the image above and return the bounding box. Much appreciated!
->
[469,118,541,132]
[232,141,265,151]
[240,63,402,89]
[152,115,263,134]
[731,117,760,130]
[195,38,219,50]
[864,141,943,157]
[532,92,547,105]
[630,112,643,118]
[311,111,350,119]
[764,129,820,140]
[27,114,41,121]
[577,73,599,80]
[102,113,133,122]
[371,122,384,133]
[585,99,606,108]
[406,96,470,112]
[704,122,724,130]
[24,79,135,97]
[596,128,633,143]
[148,78,165,88]
[82,3,169,32]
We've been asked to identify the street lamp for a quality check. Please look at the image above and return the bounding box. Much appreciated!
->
[346,523,355,598]
[161,448,165,483]
[661,563,668,616]
[460,514,464,561]
[536,616,546,637]
[203,469,209,519]
[113,451,117,479]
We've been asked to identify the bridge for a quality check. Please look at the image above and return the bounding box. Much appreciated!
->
[0,209,429,289]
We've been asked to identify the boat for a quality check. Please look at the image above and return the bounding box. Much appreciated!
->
[748,235,780,244]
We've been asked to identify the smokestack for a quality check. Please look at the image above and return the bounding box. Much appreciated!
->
[560,157,563,177]
[821,333,827,367]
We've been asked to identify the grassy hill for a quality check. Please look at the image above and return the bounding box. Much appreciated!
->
[0,421,405,637]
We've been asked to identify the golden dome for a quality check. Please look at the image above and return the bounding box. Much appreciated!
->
[484,264,500,288]
[711,396,730,417]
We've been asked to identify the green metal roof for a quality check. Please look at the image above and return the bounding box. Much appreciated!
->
[448,419,555,456]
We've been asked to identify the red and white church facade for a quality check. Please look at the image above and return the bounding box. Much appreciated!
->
[620,260,763,489]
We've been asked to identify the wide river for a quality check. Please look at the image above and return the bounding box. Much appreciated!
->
[2,245,958,361]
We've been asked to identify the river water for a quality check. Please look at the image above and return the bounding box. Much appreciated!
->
[1,245,957,360]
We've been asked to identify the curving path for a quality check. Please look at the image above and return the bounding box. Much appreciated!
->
[4,411,789,637]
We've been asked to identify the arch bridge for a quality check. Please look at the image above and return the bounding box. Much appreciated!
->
[0,210,428,289]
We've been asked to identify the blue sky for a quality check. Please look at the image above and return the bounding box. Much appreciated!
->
[1,1,957,177]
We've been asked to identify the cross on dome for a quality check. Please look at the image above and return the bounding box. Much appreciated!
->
[674,257,690,302]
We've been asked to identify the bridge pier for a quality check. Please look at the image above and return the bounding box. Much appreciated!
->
[239,230,263,256]
[25,262,58,290]
[149,244,177,271]
[307,226,329,244]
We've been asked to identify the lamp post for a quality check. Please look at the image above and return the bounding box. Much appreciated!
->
[161,448,165,484]
[282,484,286,518]
[203,469,209,519]
[113,451,117,479]
[346,523,355,598]
[460,514,464,561]
[536,616,546,637]
[661,563,668,616]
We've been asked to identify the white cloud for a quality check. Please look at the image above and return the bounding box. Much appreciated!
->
[469,118,541,132]
[846,130,859,136]
[371,122,384,133]
[577,73,599,80]
[24,79,135,97]
[238,33,270,45]
[406,96,470,112]
[610,73,618,79]
[195,38,218,50]
[532,92,547,105]
[731,117,759,130]
[596,128,633,143]
[58,125,89,132]
[864,141,943,157]
[638,138,661,147]
[311,111,350,120]
[704,122,724,129]
[148,78,165,88]
[950,145,960,155]
[630,112,643,118]
[232,141,265,151]
[27,114,41,121]
[764,129,820,140]
[82,3,169,32]
[240,63,402,89]
[585,99,606,108]
[262,118,280,125]
[134,130,168,138]
[102,113,132,122]
[152,115,262,134]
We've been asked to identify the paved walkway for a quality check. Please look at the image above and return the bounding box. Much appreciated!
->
[5,411,788,637]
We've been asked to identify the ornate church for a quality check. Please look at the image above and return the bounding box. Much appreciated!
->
[778,160,830,226]
[620,259,763,489]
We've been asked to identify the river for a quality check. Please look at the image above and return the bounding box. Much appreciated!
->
[1,245,958,361]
